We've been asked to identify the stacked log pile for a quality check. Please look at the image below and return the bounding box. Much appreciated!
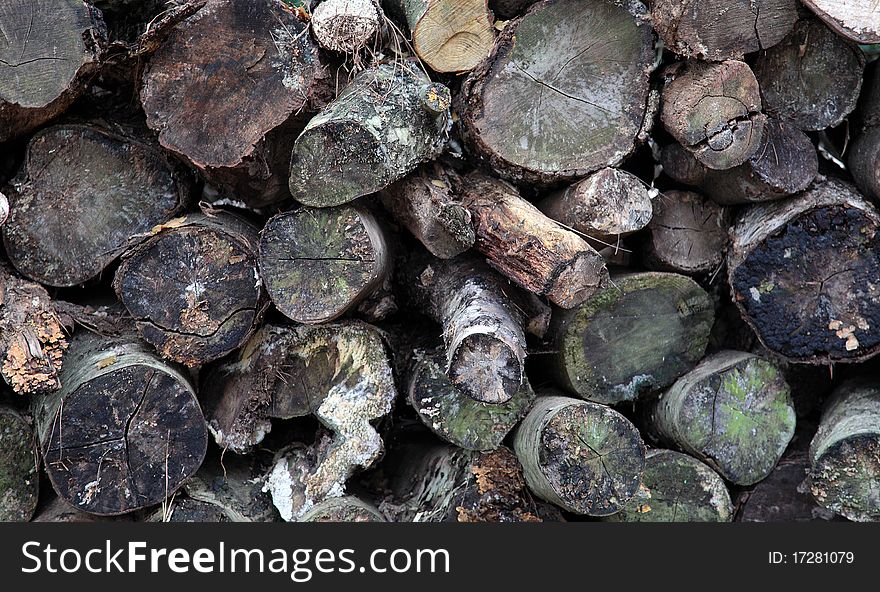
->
[0,0,879,523]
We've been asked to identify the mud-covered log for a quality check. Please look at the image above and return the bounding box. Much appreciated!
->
[457,0,655,184]
[0,0,105,142]
[754,18,865,132]
[383,0,495,73]
[312,0,381,54]
[800,0,880,43]
[182,454,278,522]
[2,124,193,287]
[850,63,880,202]
[649,0,798,61]
[643,190,731,275]
[661,118,818,205]
[538,168,653,248]
[300,496,386,522]
[809,377,880,522]
[378,164,474,259]
[0,403,39,521]
[289,62,451,207]
[728,178,880,363]
[0,267,67,395]
[459,172,608,308]
[140,0,326,208]
[407,348,535,450]
[114,211,265,366]
[513,395,645,515]
[31,332,208,516]
[259,204,391,324]
[550,272,714,405]
[406,256,528,404]
[604,449,733,522]
[660,60,765,170]
[647,350,796,486]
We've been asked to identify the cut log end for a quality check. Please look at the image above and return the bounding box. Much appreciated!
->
[408,0,495,73]
[801,0,880,44]
[448,334,523,405]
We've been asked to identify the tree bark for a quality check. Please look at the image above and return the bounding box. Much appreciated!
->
[300,496,386,522]
[549,272,714,405]
[660,60,766,170]
[754,18,865,132]
[289,62,451,207]
[513,394,646,516]
[31,331,208,516]
[457,0,655,184]
[2,123,194,287]
[383,0,495,73]
[259,204,391,324]
[459,172,608,309]
[646,350,796,486]
[661,118,818,205]
[114,211,266,367]
[728,178,880,363]
[850,63,880,202]
[800,0,880,43]
[649,0,798,60]
[809,376,880,522]
[140,0,328,208]
[0,0,106,142]
[642,190,731,275]
[538,167,653,249]
[0,403,39,521]
[603,449,733,522]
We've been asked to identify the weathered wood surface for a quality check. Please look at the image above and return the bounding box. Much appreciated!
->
[800,0,880,43]
[0,403,39,521]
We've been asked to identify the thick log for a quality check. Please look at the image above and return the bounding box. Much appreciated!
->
[0,403,38,521]
[642,190,731,275]
[538,168,653,249]
[754,18,865,132]
[141,0,327,208]
[457,0,655,184]
[660,60,766,170]
[202,322,395,457]
[809,377,880,522]
[850,63,880,202]
[661,118,818,205]
[182,454,278,522]
[407,348,535,450]
[604,449,733,522]
[513,395,646,516]
[728,178,880,363]
[550,272,714,405]
[31,332,208,516]
[300,496,386,522]
[0,0,106,142]
[289,62,451,208]
[649,0,798,60]
[383,0,495,73]
[259,204,391,324]
[459,172,608,309]
[0,267,67,395]
[146,497,229,522]
[378,164,475,259]
[646,350,796,486]
[312,0,381,54]
[2,123,193,287]
[800,0,880,43]
[114,211,266,366]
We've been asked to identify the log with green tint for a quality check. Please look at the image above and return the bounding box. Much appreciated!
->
[809,377,880,522]
[513,395,646,516]
[647,350,796,486]
[550,272,714,404]
[605,449,732,522]
[0,403,39,521]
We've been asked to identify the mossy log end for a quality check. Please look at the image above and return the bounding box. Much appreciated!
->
[809,377,880,522]
[0,404,39,522]
[728,179,880,363]
[289,62,451,208]
[459,172,608,309]
[514,395,646,516]
[604,449,733,522]
[647,350,796,486]
[800,0,880,44]
[32,333,208,516]
[114,212,266,366]
[457,0,655,184]
[0,0,106,142]
[2,124,193,287]
[550,272,714,405]
[259,204,391,324]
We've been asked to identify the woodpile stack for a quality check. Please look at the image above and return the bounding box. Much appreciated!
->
[1,0,879,523]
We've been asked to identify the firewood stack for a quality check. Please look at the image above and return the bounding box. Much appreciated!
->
[0,0,879,523]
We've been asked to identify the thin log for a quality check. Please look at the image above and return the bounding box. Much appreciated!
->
[850,63,880,202]
[300,496,386,522]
